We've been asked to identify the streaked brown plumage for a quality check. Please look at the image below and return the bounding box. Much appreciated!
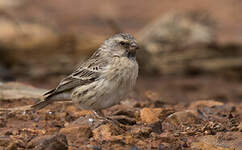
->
[31,33,139,111]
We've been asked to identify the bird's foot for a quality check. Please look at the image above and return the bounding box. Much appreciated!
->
[91,110,120,127]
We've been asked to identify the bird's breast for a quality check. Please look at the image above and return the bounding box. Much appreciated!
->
[72,57,138,110]
[103,57,138,90]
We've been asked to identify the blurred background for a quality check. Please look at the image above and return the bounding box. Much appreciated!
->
[0,0,242,103]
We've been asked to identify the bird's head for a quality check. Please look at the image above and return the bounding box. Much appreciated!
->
[101,33,139,58]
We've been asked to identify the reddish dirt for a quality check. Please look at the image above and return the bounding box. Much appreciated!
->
[0,76,241,149]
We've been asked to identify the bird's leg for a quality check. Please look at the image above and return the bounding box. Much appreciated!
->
[92,110,119,124]
[92,110,106,120]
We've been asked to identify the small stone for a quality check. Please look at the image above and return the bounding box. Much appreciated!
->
[162,110,203,132]
[130,145,141,150]
[28,134,68,150]
[144,91,160,101]
[48,111,53,115]
[238,122,242,132]
[191,142,234,150]
[0,118,7,128]
[87,145,101,150]
[131,125,152,138]
[140,108,162,124]
[204,130,211,135]
[195,133,241,150]
[92,123,123,142]
[6,142,18,150]
[189,100,224,109]
[60,123,92,141]
[110,115,136,125]
[0,136,10,147]
[88,118,94,123]
[65,106,93,118]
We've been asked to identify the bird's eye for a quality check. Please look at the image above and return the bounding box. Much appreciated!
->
[119,41,126,46]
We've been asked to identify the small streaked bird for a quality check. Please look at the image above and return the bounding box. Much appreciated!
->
[31,33,139,114]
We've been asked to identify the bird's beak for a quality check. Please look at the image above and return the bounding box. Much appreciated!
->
[130,42,139,50]
[127,42,139,57]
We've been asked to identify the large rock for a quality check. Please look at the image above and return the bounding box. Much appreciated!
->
[136,11,242,79]
[137,10,216,74]
[0,18,103,81]
[0,82,45,101]
[0,19,58,50]
[138,11,216,54]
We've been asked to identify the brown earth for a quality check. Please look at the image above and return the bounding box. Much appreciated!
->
[0,81,241,150]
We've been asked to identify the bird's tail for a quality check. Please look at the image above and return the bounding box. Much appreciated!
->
[31,96,54,110]
[31,89,71,110]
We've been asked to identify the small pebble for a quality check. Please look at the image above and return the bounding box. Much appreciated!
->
[130,146,140,150]
[23,111,27,115]
[88,118,94,123]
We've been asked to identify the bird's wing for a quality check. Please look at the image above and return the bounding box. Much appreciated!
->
[44,68,100,97]
[44,52,108,97]
[31,59,104,110]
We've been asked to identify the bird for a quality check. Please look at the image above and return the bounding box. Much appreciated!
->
[31,33,139,115]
